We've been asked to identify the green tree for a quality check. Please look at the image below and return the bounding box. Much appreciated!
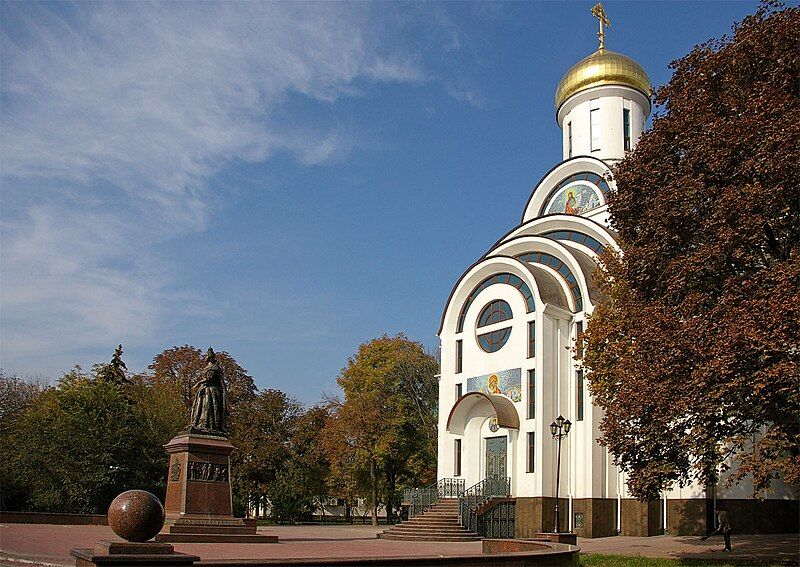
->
[583,4,800,500]
[2,348,187,513]
[2,346,264,514]
[270,405,331,523]
[92,345,131,386]
[5,367,141,512]
[323,334,438,525]
[0,371,49,510]
[228,388,300,519]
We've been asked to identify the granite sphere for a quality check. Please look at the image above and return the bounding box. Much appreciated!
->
[107,490,165,542]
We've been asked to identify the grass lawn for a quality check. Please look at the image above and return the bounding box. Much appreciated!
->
[580,554,795,566]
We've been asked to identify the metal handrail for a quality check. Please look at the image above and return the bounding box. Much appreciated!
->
[404,478,465,518]
[458,476,511,533]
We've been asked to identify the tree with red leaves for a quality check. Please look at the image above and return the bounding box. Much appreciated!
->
[584,3,799,500]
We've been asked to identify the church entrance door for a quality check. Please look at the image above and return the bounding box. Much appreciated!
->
[485,436,507,480]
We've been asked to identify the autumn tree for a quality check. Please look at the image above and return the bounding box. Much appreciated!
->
[583,3,800,500]
[147,345,257,411]
[323,334,438,525]
[0,370,48,427]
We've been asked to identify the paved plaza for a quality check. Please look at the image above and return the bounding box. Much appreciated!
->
[1,523,798,565]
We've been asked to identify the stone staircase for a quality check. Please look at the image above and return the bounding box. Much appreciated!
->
[378,498,481,541]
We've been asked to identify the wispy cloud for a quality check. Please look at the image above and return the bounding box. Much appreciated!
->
[2,3,427,219]
[0,1,444,375]
[445,84,486,109]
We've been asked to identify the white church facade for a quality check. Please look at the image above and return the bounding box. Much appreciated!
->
[435,11,798,538]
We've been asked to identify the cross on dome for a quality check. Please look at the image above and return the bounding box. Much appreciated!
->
[591,3,611,51]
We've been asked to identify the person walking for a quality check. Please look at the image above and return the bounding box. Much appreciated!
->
[701,507,733,552]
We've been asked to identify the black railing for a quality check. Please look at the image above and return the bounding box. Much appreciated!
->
[480,499,516,538]
[458,476,511,535]
[403,478,465,518]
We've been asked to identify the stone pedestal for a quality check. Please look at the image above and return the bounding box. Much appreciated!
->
[155,432,277,544]
[71,541,198,567]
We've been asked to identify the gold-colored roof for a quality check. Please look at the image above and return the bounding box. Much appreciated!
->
[555,48,651,109]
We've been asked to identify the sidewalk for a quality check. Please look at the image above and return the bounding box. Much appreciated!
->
[577,533,800,564]
[1,523,797,566]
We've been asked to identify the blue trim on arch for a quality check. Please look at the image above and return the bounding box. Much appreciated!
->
[456,273,535,333]
[542,230,606,255]
[516,252,583,312]
[521,156,613,224]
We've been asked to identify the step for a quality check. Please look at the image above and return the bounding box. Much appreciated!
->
[385,529,475,537]
[402,519,462,527]
[154,533,278,543]
[389,524,473,532]
[404,519,460,525]
[379,497,481,542]
[166,524,255,535]
[378,533,480,542]
[420,509,459,514]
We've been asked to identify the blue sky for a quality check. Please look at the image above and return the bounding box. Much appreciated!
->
[1,1,757,404]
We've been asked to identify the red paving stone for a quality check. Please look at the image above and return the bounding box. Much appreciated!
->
[577,533,800,563]
[1,523,798,565]
[0,524,481,565]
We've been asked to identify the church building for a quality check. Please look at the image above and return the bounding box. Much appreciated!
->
[436,7,797,538]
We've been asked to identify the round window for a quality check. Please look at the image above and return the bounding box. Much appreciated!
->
[478,300,512,327]
[477,300,512,353]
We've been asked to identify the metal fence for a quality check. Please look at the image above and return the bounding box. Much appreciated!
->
[403,478,465,518]
[479,498,516,538]
[458,476,512,536]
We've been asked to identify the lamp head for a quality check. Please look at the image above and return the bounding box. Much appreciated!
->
[564,419,572,434]
[549,421,558,436]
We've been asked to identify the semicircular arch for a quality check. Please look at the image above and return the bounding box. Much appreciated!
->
[446,392,520,435]
[491,214,620,258]
[489,236,592,313]
[522,157,613,223]
[438,256,543,337]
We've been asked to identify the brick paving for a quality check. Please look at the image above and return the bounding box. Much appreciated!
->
[1,523,797,566]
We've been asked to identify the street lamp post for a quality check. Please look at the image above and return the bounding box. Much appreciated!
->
[550,415,572,533]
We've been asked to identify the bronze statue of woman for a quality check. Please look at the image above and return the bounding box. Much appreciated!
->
[190,348,228,434]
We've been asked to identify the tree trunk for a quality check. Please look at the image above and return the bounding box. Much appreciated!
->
[370,457,378,527]
[387,467,396,524]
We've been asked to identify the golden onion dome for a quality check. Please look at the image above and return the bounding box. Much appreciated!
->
[555,48,651,110]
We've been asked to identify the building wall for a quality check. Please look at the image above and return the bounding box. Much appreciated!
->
[440,298,593,500]
[571,498,617,538]
[515,497,569,537]
[558,85,648,163]
[436,77,798,538]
